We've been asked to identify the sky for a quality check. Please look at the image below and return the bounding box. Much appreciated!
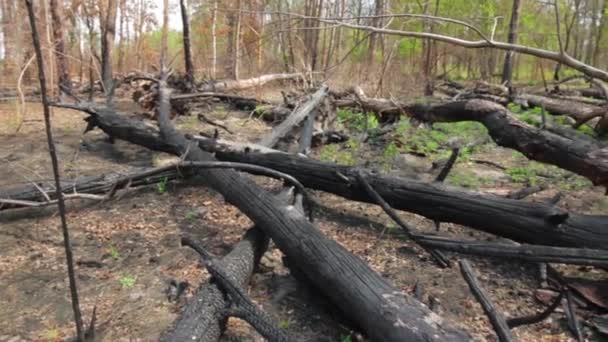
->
[152,0,185,31]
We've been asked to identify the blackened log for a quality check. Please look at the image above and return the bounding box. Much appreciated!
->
[193,138,608,250]
[407,99,608,186]
[459,259,515,342]
[181,236,293,342]
[162,227,269,341]
[413,235,608,267]
[259,85,328,147]
[56,104,469,340]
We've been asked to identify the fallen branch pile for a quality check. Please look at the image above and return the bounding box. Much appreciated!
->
[4,76,606,340]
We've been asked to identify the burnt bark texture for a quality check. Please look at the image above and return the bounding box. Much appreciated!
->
[179,0,195,87]
[407,99,608,186]
[193,138,608,250]
[55,99,469,341]
[161,227,269,341]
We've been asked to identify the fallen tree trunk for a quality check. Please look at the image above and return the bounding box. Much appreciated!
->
[162,227,269,341]
[406,99,608,187]
[0,168,178,209]
[192,137,608,250]
[259,85,328,147]
[171,92,267,112]
[413,234,608,268]
[198,73,303,92]
[517,93,601,122]
[54,102,469,340]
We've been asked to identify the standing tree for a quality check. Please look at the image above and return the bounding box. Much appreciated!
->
[501,0,522,88]
[179,0,195,88]
[50,0,71,95]
[100,0,118,95]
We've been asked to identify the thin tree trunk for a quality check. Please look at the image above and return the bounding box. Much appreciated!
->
[179,0,195,87]
[101,0,118,94]
[234,0,241,80]
[24,0,84,340]
[211,0,217,78]
[592,0,607,66]
[50,0,70,94]
[42,0,55,96]
[117,0,126,74]
[501,0,522,87]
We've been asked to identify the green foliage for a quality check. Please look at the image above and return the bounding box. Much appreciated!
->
[319,144,357,166]
[395,119,488,157]
[383,142,399,160]
[340,334,353,342]
[156,177,169,194]
[447,170,487,189]
[591,198,608,214]
[185,210,196,221]
[556,175,593,191]
[145,29,182,56]
[109,246,120,260]
[337,108,379,132]
[279,319,292,329]
[119,276,136,288]
[397,39,421,58]
[506,166,538,185]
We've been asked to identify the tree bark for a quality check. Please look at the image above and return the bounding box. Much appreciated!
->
[179,0,195,87]
[501,0,522,86]
[55,102,469,341]
[101,0,118,94]
[161,227,269,341]
[49,0,70,94]
[407,99,608,186]
[191,137,608,250]
[259,85,328,147]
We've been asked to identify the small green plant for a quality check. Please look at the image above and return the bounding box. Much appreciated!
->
[447,170,489,189]
[319,143,357,165]
[109,246,120,260]
[506,166,538,185]
[119,276,136,288]
[385,222,398,233]
[185,210,196,221]
[340,334,353,342]
[591,198,608,214]
[383,142,400,160]
[337,108,379,132]
[156,177,169,194]
[279,318,293,329]
[43,328,60,340]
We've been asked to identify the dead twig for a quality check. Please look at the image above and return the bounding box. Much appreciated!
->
[355,170,450,268]
[459,259,515,342]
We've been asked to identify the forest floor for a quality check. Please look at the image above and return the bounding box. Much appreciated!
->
[0,89,606,341]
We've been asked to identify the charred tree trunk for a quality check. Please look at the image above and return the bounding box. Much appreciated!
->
[501,0,522,87]
[54,105,468,341]
[161,227,269,341]
[407,99,608,186]
[191,137,608,250]
[179,0,195,88]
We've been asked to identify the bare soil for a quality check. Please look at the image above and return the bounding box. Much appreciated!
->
[0,96,606,341]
